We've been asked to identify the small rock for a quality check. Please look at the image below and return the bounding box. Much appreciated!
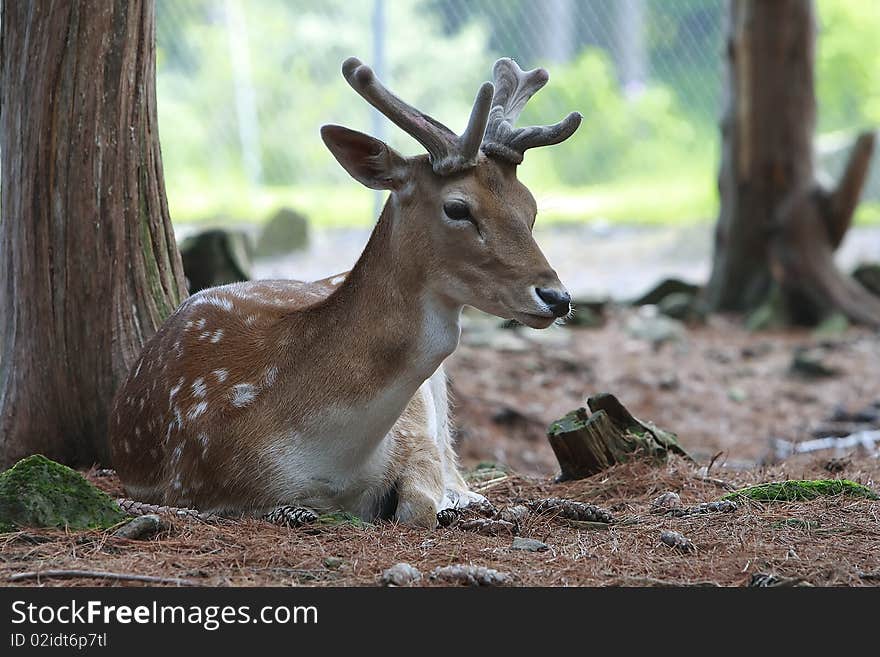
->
[255,207,309,256]
[430,564,511,586]
[658,292,707,323]
[658,374,680,391]
[112,514,166,540]
[380,562,422,587]
[510,537,548,552]
[625,308,685,345]
[650,492,682,513]
[852,262,880,297]
[660,530,695,553]
[727,387,748,403]
[323,556,344,570]
[632,278,701,306]
[790,348,839,378]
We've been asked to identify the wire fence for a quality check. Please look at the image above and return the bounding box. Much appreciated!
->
[155,0,880,226]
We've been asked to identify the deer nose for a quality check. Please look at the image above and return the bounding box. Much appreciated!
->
[535,287,571,318]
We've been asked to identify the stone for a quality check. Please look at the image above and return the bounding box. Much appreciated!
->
[625,307,685,345]
[853,262,880,297]
[180,228,253,293]
[255,207,309,257]
[380,562,422,586]
[113,514,166,540]
[0,455,128,533]
[323,556,344,570]
[510,537,549,552]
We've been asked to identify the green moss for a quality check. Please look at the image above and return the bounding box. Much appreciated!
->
[723,479,879,503]
[0,455,128,533]
[314,512,371,528]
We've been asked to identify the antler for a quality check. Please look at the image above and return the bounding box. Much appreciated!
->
[481,58,582,165]
[342,57,494,175]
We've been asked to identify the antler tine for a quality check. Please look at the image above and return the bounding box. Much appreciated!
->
[342,57,494,175]
[482,58,582,165]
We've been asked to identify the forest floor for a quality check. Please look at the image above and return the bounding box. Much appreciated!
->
[2,308,879,587]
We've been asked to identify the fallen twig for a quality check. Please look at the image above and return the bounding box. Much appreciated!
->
[9,569,197,586]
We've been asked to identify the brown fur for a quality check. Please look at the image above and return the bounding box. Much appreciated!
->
[109,144,568,528]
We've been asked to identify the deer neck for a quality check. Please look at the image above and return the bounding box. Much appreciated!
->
[297,198,461,395]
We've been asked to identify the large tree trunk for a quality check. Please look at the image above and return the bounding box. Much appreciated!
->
[0,0,188,469]
[706,0,879,326]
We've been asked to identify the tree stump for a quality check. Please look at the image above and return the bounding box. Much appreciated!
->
[547,393,690,482]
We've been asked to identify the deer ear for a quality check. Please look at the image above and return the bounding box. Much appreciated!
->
[321,125,409,191]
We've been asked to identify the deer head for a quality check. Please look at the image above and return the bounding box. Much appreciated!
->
[321,57,582,328]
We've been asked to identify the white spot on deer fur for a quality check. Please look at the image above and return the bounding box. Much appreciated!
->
[192,378,206,398]
[196,318,207,330]
[330,275,345,286]
[199,331,210,340]
[231,383,257,407]
[263,366,278,388]
[210,329,224,343]
[213,369,228,383]
[198,432,209,457]
[169,378,184,402]
[187,401,208,420]
[170,443,183,467]
[202,295,233,311]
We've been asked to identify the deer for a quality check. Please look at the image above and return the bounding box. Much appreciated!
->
[108,56,581,529]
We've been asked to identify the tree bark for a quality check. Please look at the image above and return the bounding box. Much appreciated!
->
[0,1,188,469]
[707,0,816,312]
[707,0,879,328]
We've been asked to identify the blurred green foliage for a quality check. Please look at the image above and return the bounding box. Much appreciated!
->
[156,0,879,227]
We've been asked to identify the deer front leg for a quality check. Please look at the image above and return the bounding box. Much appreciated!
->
[393,438,445,530]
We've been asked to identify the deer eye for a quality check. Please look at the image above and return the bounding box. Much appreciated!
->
[443,200,472,222]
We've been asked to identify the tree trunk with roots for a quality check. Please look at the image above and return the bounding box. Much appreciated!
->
[706,0,880,327]
[0,0,188,469]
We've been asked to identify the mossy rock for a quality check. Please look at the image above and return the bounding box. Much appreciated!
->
[852,262,880,297]
[0,455,128,533]
[255,207,310,257]
[631,278,701,306]
[180,228,253,294]
[722,479,879,503]
[658,292,708,323]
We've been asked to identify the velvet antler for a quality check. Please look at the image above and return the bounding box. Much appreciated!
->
[342,57,494,175]
[481,58,582,165]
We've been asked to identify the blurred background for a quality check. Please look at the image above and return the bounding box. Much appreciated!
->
[157,0,880,298]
